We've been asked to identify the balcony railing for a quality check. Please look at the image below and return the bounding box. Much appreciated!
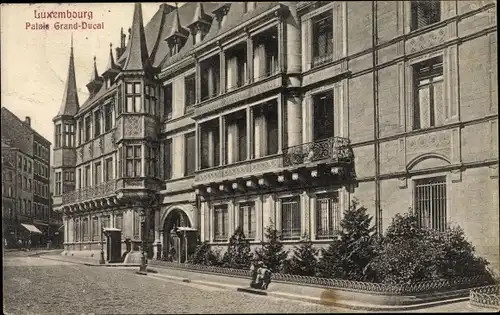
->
[61,180,117,204]
[312,53,334,68]
[282,137,353,167]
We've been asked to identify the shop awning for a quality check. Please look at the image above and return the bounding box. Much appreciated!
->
[21,224,43,234]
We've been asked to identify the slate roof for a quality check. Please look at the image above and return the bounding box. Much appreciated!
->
[56,40,80,117]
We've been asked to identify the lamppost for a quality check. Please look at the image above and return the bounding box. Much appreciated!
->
[99,218,105,265]
[139,208,147,272]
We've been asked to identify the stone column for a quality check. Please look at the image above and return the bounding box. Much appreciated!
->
[200,200,206,241]
[246,34,254,83]
[207,67,214,99]
[159,230,164,260]
[310,195,316,240]
[254,109,268,158]
[153,207,161,259]
[228,200,235,236]
[287,93,303,147]
[219,116,225,165]
[195,122,200,171]
[195,57,201,103]
[207,129,215,167]
[253,43,266,80]
[226,122,239,164]
[277,97,283,153]
[227,56,238,90]
[285,2,302,82]
[219,49,226,94]
[246,107,252,160]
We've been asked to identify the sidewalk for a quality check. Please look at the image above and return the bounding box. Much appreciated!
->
[38,253,140,267]
[145,264,492,313]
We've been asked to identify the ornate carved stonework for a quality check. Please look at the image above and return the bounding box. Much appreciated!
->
[89,144,94,158]
[123,116,142,137]
[79,147,84,159]
[406,27,446,54]
[99,136,104,154]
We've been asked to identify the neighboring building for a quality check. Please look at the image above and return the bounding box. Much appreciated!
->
[1,107,61,248]
[53,2,498,270]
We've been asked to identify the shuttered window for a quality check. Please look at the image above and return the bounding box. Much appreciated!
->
[239,202,256,240]
[411,0,441,31]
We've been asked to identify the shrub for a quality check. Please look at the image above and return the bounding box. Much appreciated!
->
[254,224,288,273]
[282,233,319,276]
[222,226,253,269]
[317,199,378,281]
[369,209,493,285]
[189,241,222,266]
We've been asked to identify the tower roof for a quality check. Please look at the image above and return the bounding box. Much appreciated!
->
[122,3,151,71]
[103,43,121,76]
[56,36,79,117]
[89,56,102,82]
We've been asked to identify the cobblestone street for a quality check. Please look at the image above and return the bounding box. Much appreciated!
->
[3,255,346,314]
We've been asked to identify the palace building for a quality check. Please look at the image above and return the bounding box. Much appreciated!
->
[53,2,498,269]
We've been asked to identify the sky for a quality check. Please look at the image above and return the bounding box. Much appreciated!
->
[1,3,183,148]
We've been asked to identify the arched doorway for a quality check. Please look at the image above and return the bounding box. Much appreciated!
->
[163,209,192,262]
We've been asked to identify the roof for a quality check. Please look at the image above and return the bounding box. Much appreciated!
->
[122,3,151,72]
[56,39,80,118]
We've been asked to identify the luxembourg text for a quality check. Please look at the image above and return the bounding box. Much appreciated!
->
[25,21,104,31]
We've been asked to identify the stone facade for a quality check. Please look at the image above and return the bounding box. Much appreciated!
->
[1,107,62,248]
[54,2,498,270]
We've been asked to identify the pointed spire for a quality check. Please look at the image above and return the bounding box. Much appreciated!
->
[123,3,151,71]
[106,43,117,70]
[57,36,79,117]
[90,56,100,81]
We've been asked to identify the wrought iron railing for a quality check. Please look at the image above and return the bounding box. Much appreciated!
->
[148,260,492,295]
[282,137,353,167]
[61,180,117,204]
[470,285,500,309]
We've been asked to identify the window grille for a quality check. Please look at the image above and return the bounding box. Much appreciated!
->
[281,197,301,240]
[316,192,341,239]
[312,13,334,67]
[414,176,447,231]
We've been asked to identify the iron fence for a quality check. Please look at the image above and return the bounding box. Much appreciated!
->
[470,285,500,309]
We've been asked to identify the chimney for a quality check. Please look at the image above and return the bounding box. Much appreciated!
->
[25,116,31,127]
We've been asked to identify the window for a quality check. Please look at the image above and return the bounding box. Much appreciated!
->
[184,133,196,176]
[94,109,102,137]
[239,202,256,240]
[22,176,27,190]
[146,145,158,177]
[85,165,91,187]
[82,218,89,241]
[64,123,75,147]
[94,162,102,185]
[313,90,334,141]
[85,116,92,141]
[281,197,301,240]
[316,192,341,239]
[163,84,172,120]
[115,214,123,231]
[184,74,196,110]
[55,172,62,195]
[28,179,32,192]
[312,12,334,67]
[105,158,113,181]
[23,158,27,172]
[414,176,447,231]
[125,145,142,177]
[163,139,172,180]
[411,0,441,31]
[55,124,62,148]
[92,217,99,241]
[78,118,84,144]
[413,56,444,130]
[126,82,142,113]
[18,156,22,169]
[104,104,113,132]
[27,200,31,215]
[213,205,229,242]
[64,171,74,182]
[28,161,32,173]
[145,85,157,115]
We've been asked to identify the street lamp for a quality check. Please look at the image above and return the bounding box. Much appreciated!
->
[139,208,147,272]
[99,217,105,265]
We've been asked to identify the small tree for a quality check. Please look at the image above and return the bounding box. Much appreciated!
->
[222,226,253,269]
[189,241,222,266]
[317,199,378,281]
[282,233,319,276]
[254,224,288,273]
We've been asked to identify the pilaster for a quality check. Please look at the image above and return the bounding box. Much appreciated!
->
[287,93,303,147]
[219,47,226,94]
[246,33,254,83]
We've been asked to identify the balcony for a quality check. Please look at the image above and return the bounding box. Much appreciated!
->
[283,137,354,168]
[62,180,117,204]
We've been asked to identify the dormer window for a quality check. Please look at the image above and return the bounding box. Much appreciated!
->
[213,3,230,29]
[244,2,255,13]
